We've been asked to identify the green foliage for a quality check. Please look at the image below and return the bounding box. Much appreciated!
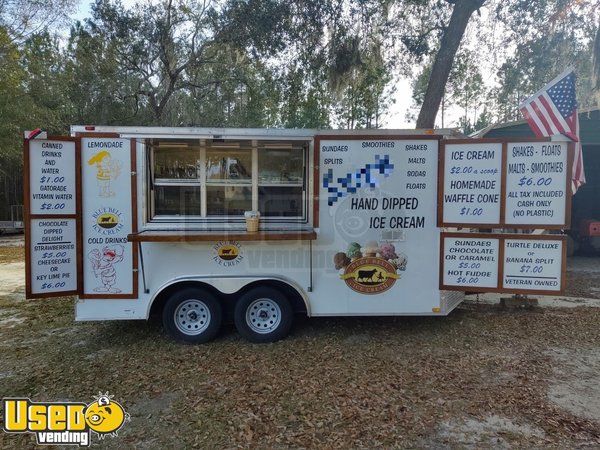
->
[0,25,24,166]
[0,0,597,198]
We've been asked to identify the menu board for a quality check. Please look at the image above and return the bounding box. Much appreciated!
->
[442,236,499,289]
[503,238,563,292]
[29,219,78,294]
[505,141,569,226]
[440,233,565,294]
[29,140,77,214]
[441,142,503,225]
[439,139,570,228]
[25,138,80,298]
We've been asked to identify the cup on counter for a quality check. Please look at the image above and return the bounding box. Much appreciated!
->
[244,211,260,233]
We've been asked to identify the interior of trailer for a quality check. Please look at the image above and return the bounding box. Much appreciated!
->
[129,137,316,243]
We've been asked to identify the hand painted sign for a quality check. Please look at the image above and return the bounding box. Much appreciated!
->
[440,141,503,226]
[441,235,499,289]
[29,218,78,294]
[502,237,564,291]
[316,136,439,315]
[504,141,570,226]
[28,139,77,215]
[81,138,136,298]
[440,232,566,294]
[439,138,571,229]
[25,137,81,298]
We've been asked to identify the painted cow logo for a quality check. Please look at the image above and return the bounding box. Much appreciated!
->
[211,241,244,266]
[96,212,119,229]
[341,257,399,294]
[217,245,239,261]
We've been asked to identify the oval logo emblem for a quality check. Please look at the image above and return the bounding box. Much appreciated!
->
[217,244,239,261]
[96,213,119,229]
[341,257,399,294]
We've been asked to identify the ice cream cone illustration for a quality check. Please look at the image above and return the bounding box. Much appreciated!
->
[88,151,122,197]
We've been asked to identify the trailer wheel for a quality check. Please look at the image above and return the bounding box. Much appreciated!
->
[162,287,222,344]
[234,287,293,343]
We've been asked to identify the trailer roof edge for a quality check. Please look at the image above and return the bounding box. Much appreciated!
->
[70,125,460,139]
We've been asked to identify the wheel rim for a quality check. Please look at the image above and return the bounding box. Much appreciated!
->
[245,298,282,334]
[174,299,211,335]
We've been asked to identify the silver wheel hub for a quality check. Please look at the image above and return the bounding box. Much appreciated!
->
[174,300,210,335]
[246,298,281,334]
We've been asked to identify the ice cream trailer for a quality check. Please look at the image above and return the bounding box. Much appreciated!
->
[24,127,570,343]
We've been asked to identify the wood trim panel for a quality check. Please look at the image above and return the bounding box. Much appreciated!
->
[313,137,320,228]
[439,231,567,295]
[127,230,317,242]
[130,138,139,299]
[499,141,507,225]
[24,138,31,297]
[74,132,121,138]
[436,140,445,227]
[315,134,444,141]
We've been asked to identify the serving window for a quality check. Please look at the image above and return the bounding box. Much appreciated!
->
[258,147,304,217]
[148,139,309,223]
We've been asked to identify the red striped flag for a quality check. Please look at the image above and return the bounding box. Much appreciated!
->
[519,70,586,193]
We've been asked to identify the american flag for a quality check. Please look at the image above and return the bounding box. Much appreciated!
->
[519,70,586,193]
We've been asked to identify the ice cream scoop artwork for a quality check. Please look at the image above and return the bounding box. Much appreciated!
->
[379,242,398,260]
[347,242,362,260]
[362,241,379,257]
[334,252,351,270]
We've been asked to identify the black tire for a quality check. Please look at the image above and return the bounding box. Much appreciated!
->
[234,286,293,343]
[162,287,222,344]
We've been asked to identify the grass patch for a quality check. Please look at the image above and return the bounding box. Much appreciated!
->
[0,246,24,264]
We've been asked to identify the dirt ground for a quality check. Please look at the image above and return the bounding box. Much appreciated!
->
[1,242,600,448]
[563,256,600,299]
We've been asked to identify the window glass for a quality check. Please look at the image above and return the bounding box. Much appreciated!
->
[154,185,201,216]
[206,149,251,182]
[154,146,200,180]
[150,141,308,221]
[259,186,303,217]
[258,148,304,184]
[206,186,252,216]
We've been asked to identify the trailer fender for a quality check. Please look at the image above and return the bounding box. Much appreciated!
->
[147,275,311,318]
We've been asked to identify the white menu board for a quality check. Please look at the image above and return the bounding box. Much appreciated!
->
[442,236,499,289]
[81,138,134,296]
[503,238,563,292]
[442,142,503,225]
[29,140,77,214]
[440,233,565,294]
[505,141,568,226]
[29,218,78,294]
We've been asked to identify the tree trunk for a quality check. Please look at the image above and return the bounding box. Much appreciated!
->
[593,24,600,99]
[416,0,485,129]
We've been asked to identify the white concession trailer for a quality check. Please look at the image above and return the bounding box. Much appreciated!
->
[24,127,570,343]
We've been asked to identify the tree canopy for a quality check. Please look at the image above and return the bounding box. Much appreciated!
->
[0,0,597,175]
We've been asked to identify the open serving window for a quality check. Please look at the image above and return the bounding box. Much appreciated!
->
[147,138,310,226]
